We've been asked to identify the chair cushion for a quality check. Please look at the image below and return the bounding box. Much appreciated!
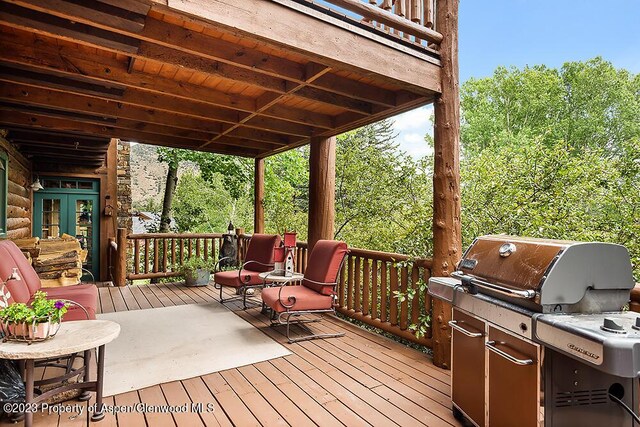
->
[302,240,348,296]
[214,270,264,288]
[0,240,43,302]
[243,234,281,272]
[34,284,98,321]
[261,285,333,313]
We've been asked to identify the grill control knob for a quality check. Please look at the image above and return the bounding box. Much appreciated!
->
[633,317,640,331]
[601,317,626,334]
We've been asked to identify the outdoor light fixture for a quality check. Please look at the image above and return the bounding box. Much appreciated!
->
[29,177,44,191]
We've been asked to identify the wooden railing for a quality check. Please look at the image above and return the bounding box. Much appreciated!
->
[126,233,224,281]
[290,243,433,346]
[316,0,442,49]
[122,231,433,347]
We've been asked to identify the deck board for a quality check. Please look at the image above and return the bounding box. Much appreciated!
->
[0,284,458,426]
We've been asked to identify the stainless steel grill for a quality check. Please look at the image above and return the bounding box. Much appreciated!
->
[429,235,639,427]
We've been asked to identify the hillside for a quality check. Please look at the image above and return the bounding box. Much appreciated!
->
[130,143,198,209]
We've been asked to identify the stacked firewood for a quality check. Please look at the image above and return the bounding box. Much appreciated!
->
[13,235,87,287]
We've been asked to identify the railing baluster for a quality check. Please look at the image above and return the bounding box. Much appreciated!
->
[195,238,201,258]
[371,259,378,320]
[188,238,193,259]
[162,238,168,272]
[400,265,409,330]
[204,238,209,260]
[179,239,184,264]
[423,0,433,29]
[354,256,362,313]
[338,262,346,307]
[144,238,150,274]
[347,255,354,311]
[411,265,420,326]
[380,261,388,322]
[362,258,370,316]
[153,238,159,273]
[171,238,176,267]
[390,264,398,326]
[134,238,140,275]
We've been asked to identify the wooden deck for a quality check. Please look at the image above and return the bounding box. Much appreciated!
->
[3,283,459,427]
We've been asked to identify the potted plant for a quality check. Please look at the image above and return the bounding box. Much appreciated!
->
[175,258,215,287]
[0,291,69,342]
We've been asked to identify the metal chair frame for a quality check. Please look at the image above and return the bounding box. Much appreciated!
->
[213,257,274,309]
[268,256,347,343]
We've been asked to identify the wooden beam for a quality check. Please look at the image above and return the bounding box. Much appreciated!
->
[307,135,336,251]
[0,83,224,134]
[0,2,427,112]
[4,0,148,34]
[156,0,441,93]
[0,110,264,157]
[0,35,338,135]
[431,0,460,370]
[254,158,265,234]
[0,2,141,53]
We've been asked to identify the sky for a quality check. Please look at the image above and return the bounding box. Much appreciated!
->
[393,0,640,158]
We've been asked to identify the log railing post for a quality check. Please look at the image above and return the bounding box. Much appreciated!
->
[114,228,127,287]
[431,0,461,369]
[307,136,336,251]
[254,158,265,234]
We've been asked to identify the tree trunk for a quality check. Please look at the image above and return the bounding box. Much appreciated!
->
[160,162,178,233]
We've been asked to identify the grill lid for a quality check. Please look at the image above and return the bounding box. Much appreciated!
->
[456,235,635,312]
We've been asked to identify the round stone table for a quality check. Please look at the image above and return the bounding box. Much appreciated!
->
[0,320,120,427]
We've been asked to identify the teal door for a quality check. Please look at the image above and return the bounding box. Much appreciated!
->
[33,179,100,278]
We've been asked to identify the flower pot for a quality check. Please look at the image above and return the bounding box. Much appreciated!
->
[1,320,59,342]
[184,269,211,287]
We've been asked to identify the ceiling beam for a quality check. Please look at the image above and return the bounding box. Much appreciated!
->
[0,110,265,157]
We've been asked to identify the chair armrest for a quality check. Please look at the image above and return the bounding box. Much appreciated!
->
[80,268,95,284]
[214,256,235,273]
[238,261,274,285]
[277,285,298,309]
[57,299,91,320]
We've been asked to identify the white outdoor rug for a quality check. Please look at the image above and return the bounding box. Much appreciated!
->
[97,302,291,396]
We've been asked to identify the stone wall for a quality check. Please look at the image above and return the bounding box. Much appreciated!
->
[117,140,132,234]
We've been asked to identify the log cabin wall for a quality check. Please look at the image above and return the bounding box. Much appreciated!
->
[0,132,32,240]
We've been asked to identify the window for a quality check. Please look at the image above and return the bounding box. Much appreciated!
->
[0,151,7,237]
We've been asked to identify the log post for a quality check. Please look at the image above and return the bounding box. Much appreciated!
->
[307,136,336,251]
[431,0,461,369]
[254,158,265,234]
[235,227,245,265]
[114,228,127,287]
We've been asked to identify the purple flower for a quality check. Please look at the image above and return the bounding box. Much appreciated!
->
[54,301,65,310]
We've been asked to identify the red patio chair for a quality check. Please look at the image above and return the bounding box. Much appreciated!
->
[261,240,348,343]
[0,240,97,321]
[213,233,281,309]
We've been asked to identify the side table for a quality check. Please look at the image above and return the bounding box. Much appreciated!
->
[258,271,305,286]
[0,320,120,427]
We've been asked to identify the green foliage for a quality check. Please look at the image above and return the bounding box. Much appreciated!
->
[264,148,309,238]
[334,120,433,256]
[173,257,216,275]
[461,57,640,277]
[172,172,251,233]
[0,291,68,323]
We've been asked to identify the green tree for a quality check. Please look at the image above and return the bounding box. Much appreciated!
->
[460,58,640,276]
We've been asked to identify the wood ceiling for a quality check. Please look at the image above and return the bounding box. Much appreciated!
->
[0,0,441,163]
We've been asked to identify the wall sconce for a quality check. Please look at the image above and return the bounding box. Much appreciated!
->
[29,177,44,192]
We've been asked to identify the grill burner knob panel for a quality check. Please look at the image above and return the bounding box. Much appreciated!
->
[601,317,626,334]
[632,317,640,331]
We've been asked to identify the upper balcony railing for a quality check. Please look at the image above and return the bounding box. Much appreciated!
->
[308,0,443,51]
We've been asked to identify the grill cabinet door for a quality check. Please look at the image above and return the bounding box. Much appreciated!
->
[488,326,540,427]
[451,308,486,426]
